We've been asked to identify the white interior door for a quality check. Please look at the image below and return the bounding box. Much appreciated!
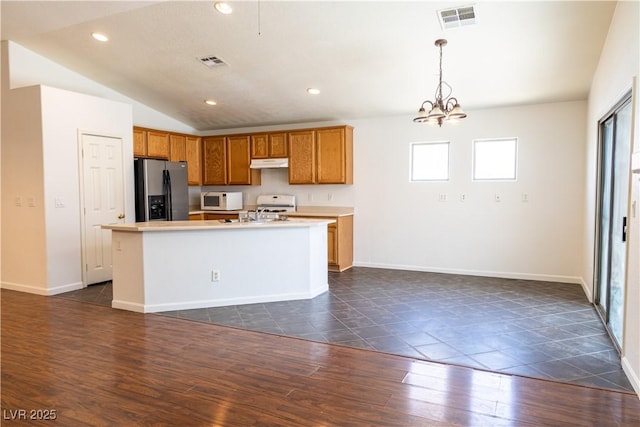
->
[80,134,125,285]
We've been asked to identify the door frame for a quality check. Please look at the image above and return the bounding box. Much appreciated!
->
[77,130,126,287]
[593,91,633,350]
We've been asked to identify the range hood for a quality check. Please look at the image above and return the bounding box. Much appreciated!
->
[250,158,289,169]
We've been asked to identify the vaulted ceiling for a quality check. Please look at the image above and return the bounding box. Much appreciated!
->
[1,1,616,131]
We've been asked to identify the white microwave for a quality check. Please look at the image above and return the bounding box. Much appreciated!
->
[201,192,243,211]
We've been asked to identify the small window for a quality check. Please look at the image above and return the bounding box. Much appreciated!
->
[410,141,450,181]
[473,138,517,181]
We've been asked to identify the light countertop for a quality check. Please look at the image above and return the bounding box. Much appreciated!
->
[103,218,335,232]
[189,206,354,217]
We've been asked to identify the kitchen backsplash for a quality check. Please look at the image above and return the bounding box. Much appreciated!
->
[188,167,356,208]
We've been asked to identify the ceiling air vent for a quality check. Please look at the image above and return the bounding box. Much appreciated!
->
[438,5,477,30]
[198,55,227,68]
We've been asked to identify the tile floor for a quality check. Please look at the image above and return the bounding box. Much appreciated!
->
[58,267,635,392]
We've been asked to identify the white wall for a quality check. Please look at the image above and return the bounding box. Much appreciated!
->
[40,86,134,292]
[198,101,588,285]
[1,84,48,290]
[1,41,135,294]
[351,103,587,284]
[586,1,639,395]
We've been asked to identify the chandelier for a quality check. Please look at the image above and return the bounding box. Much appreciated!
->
[413,39,467,126]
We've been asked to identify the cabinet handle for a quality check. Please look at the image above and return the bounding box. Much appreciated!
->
[622,216,627,242]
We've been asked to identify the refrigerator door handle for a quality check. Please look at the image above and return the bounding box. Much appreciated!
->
[163,169,173,221]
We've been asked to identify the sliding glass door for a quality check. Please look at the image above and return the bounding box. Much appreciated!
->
[595,94,632,348]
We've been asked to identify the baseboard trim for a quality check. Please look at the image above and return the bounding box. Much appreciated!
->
[621,356,640,397]
[114,286,329,314]
[1,281,84,296]
[353,262,584,285]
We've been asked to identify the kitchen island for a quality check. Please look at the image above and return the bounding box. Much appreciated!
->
[102,219,333,313]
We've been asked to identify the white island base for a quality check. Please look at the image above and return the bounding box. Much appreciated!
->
[103,220,332,313]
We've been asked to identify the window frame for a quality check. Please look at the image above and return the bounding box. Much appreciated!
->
[472,137,518,182]
[410,141,451,182]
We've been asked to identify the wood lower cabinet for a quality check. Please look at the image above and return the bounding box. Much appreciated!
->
[204,213,240,220]
[189,213,204,220]
[203,136,260,186]
[288,126,353,185]
[288,214,353,272]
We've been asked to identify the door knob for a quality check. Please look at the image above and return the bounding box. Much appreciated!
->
[118,213,125,219]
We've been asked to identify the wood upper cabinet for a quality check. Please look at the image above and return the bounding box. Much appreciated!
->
[269,132,288,158]
[288,126,353,185]
[288,130,317,184]
[133,128,147,157]
[169,134,187,162]
[185,136,202,186]
[203,135,260,186]
[317,126,353,184]
[227,135,257,185]
[146,130,170,159]
[251,132,288,159]
[251,134,269,159]
[133,127,170,159]
[203,136,227,185]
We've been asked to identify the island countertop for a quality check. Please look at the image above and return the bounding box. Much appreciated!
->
[102,218,334,232]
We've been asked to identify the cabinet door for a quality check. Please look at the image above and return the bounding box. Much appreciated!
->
[133,128,147,157]
[288,130,316,184]
[185,136,202,186]
[327,222,338,265]
[147,131,170,159]
[269,132,288,157]
[227,135,253,185]
[169,134,187,162]
[203,137,227,185]
[316,127,347,184]
[251,134,269,159]
[204,213,240,220]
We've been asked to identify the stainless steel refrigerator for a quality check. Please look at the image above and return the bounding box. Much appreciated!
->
[134,158,189,221]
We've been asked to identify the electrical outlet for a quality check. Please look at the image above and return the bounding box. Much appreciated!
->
[438,193,448,202]
[211,270,220,282]
[521,193,529,203]
[460,193,467,202]
[494,194,501,203]
[327,193,333,201]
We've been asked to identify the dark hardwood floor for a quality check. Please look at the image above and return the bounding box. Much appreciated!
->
[2,289,639,426]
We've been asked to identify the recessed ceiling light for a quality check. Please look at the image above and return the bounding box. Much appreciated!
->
[214,2,233,15]
[204,99,217,106]
[91,32,109,42]
[307,88,320,95]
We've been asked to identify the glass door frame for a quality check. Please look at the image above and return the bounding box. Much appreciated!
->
[593,91,633,351]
